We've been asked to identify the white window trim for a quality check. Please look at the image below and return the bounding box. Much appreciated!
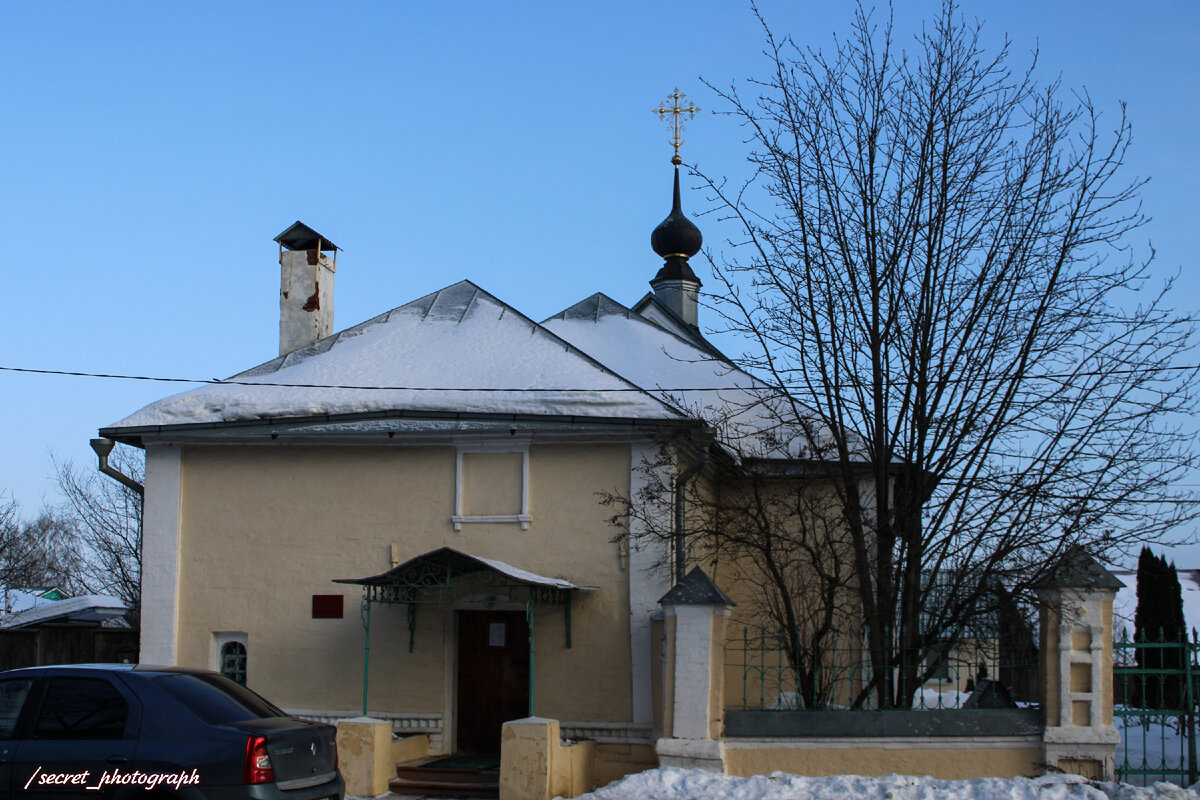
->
[211,631,248,673]
[452,443,531,530]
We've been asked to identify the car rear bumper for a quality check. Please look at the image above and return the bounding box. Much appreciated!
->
[169,773,344,800]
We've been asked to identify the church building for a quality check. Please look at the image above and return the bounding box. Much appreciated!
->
[99,127,793,783]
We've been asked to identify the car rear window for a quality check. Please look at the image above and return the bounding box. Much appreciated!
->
[153,673,284,725]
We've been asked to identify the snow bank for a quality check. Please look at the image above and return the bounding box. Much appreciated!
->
[570,768,1200,800]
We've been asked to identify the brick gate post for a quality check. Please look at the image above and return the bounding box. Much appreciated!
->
[1034,548,1124,779]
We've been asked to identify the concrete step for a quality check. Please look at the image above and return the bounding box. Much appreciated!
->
[391,758,500,799]
[388,774,499,799]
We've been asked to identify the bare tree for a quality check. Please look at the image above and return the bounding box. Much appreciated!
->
[54,447,143,624]
[606,433,860,709]
[687,2,1198,707]
[0,496,84,605]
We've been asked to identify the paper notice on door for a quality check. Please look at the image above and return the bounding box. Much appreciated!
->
[489,622,506,647]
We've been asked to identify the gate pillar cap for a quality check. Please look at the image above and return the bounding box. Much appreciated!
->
[660,567,735,607]
[1032,547,1125,591]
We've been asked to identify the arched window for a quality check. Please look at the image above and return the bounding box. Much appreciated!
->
[220,641,247,685]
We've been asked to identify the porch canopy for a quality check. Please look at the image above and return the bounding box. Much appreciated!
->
[334,547,590,715]
[335,546,581,607]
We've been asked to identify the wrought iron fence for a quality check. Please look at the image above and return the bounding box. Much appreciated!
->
[728,625,1038,711]
[1113,628,1200,786]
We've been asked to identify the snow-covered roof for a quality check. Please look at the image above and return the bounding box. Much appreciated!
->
[4,588,63,614]
[336,547,583,591]
[543,293,835,458]
[0,594,128,629]
[106,281,847,460]
[470,554,579,590]
[108,282,684,430]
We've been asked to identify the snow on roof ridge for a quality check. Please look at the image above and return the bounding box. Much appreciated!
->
[105,279,689,430]
[419,282,686,418]
[549,292,751,383]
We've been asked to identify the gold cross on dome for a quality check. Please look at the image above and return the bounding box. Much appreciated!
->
[654,88,700,159]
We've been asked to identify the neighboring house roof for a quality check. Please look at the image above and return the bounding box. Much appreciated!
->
[0,594,128,629]
[4,587,67,614]
[106,281,685,431]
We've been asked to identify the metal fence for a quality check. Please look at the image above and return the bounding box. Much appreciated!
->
[1113,629,1200,786]
[728,625,1038,711]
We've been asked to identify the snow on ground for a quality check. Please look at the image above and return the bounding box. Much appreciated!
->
[569,768,1200,800]
[1116,711,1199,786]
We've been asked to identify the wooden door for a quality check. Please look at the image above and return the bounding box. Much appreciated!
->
[456,610,530,755]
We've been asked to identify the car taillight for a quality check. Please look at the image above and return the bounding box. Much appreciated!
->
[244,735,274,785]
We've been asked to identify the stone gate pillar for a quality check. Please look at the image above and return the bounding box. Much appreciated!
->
[655,567,734,772]
[1033,548,1124,779]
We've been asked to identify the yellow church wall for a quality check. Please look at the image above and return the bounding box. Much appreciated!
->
[704,477,863,711]
[1039,598,1061,728]
[524,444,634,722]
[173,441,634,728]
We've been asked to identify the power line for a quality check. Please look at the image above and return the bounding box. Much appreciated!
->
[1,362,1197,394]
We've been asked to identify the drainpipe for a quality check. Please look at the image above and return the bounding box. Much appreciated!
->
[90,438,144,497]
[673,442,708,584]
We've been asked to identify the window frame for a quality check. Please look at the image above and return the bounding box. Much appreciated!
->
[211,631,249,685]
[452,443,531,531]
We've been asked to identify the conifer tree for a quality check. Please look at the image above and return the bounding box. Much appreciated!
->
[1133,547,1186,707]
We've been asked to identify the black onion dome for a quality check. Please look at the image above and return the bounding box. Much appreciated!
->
[651,161,703,264]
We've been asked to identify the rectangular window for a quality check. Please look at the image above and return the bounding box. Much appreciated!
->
[925,649,954,681]
[453,444,531,530]
[461,452,523,516]
[312,594,344,619]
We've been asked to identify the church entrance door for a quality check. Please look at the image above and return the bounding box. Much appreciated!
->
[455,610,530,755]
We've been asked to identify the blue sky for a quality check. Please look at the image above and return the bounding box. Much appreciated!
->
[3,1,1198,560]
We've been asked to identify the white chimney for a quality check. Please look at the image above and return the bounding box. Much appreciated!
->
[273,221,338,356]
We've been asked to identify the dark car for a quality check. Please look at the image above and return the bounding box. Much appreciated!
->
[0,664,343,800]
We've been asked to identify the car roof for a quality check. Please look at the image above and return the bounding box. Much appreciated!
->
[1,664,222,678]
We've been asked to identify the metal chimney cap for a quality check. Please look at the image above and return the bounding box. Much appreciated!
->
[274,221,340,252]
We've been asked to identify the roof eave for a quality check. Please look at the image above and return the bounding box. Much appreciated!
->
[100,407,704,447]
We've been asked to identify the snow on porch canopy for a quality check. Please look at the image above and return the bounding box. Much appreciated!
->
[333,547,591,649]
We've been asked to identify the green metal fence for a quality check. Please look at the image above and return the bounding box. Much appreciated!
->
[728,625,1038,711]
[1113,629,1200,786]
